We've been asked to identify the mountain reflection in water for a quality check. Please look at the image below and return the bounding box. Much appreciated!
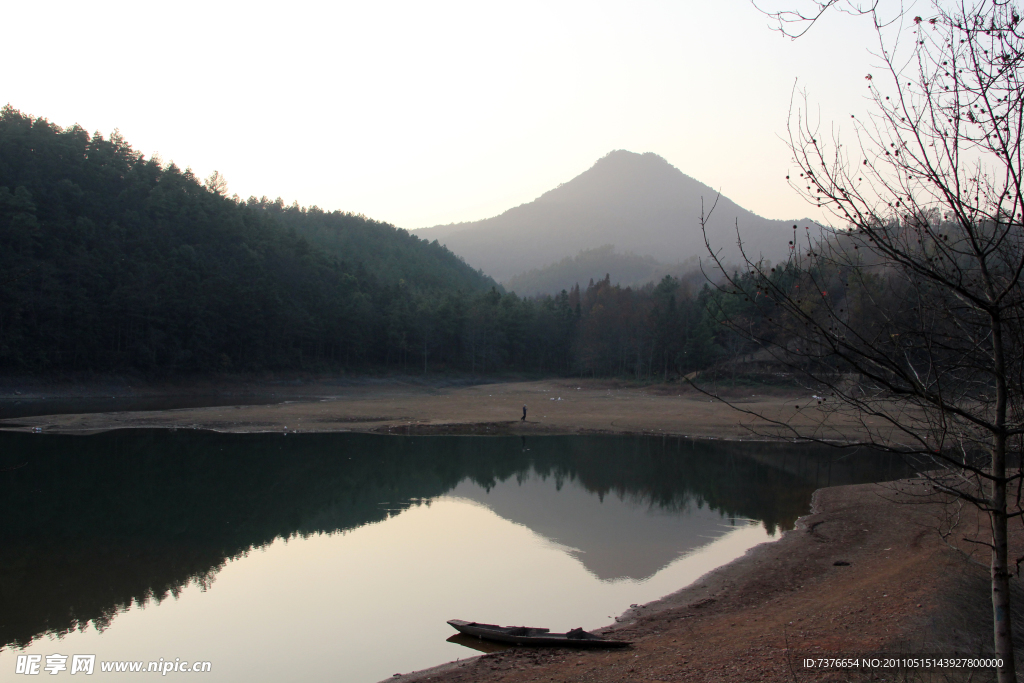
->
[450,475,744,582]
[0,430,907,658]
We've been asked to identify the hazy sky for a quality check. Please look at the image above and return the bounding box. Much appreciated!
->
[5,0,902,229]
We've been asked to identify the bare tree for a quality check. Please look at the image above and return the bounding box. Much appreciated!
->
[204,170,229,197]
[700,1,1024,679]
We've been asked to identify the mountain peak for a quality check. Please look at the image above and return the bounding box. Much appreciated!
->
[415,152,797,282]
[589,150,689,180]
[598,149,670,165]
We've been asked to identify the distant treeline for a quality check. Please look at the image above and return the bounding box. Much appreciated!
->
[503,245,704,298]
[0,106,757,378]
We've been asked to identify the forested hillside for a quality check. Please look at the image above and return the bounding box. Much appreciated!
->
[271,202,491,294]
[0,106,791,379]
[0,106,498,372]
[504,245,705,297]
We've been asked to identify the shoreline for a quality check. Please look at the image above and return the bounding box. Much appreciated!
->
[386,513,807,683]
[2,378,994,681]
[387,480,993,683]
[0,378,878,443]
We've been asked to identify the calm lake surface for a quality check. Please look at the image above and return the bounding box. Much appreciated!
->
[0,431,909,682]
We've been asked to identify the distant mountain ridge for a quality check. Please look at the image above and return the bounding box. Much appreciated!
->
[415,150,805,283]
[504,245,703,297]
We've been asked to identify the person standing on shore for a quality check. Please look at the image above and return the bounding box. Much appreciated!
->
[521,405,527,422]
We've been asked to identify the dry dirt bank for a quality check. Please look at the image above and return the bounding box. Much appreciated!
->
[0,378,889,440]
[391,480,1006,683]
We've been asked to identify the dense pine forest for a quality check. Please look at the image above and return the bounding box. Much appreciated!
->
[0,106,755,378]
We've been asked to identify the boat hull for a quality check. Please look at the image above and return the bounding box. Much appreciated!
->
[447,619,631,649]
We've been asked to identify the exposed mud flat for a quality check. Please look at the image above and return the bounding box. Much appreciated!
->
[0,378,894,442]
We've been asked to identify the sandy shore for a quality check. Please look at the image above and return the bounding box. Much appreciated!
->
[0,378,884,441]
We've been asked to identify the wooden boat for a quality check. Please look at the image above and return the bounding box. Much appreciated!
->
[445,633,511,654]
[447,619,632,648]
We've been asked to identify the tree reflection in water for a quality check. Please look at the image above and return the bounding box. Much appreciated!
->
[0,430,907,650]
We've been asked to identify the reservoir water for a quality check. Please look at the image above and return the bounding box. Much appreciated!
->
[0,431,907,682]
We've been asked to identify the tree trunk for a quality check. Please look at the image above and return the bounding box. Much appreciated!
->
[991,461,1015,682]
[991,307,1016,682]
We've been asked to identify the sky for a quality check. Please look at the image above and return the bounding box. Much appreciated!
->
[4,0,912,229]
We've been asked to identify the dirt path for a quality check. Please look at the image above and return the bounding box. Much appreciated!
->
[393,480,998,683]
[0,378,882,441]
